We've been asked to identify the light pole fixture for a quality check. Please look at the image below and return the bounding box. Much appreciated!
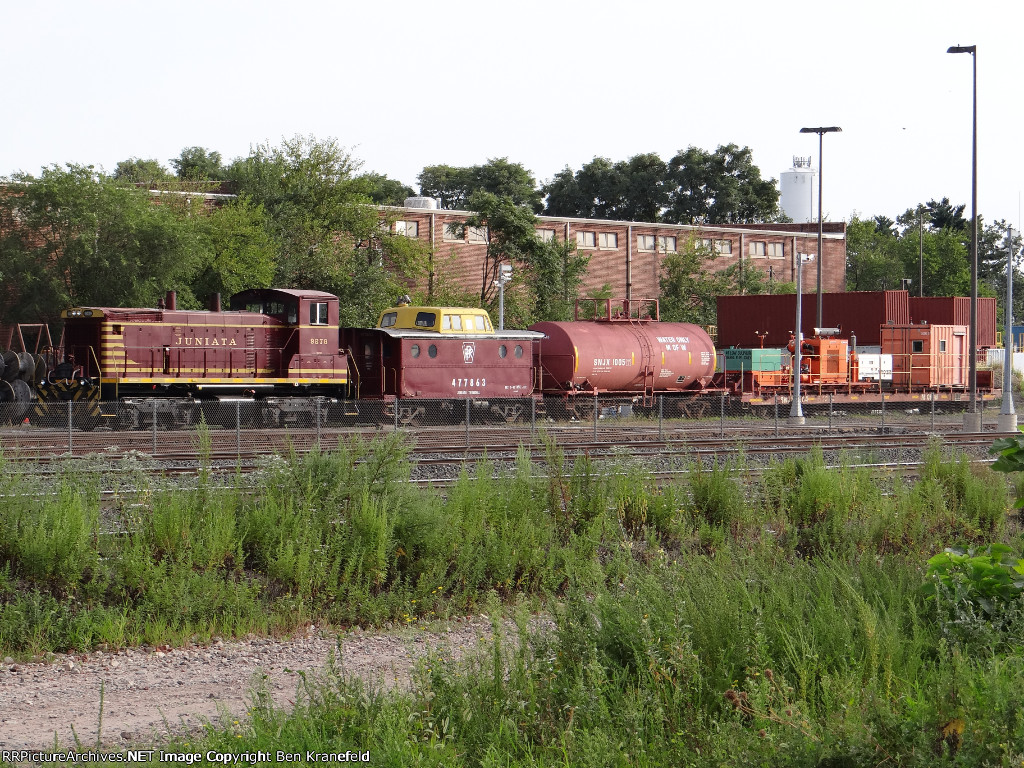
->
[799,126,842,329]
[947,43,979,430]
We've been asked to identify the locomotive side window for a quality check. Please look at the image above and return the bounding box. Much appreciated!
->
[499,345,507,358]
[415,312,436,328]
[411,344,420,358]
[380,312,397,328]
[428,344,438,358]
[309,302,329,325]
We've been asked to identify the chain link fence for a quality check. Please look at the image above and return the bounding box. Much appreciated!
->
[0,393,1012,460]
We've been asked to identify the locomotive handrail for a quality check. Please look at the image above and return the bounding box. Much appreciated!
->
[89,346,102,381]
[344,347,361,398]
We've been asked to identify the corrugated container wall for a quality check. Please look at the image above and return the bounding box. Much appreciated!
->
[908,297,997,347]
[716,291,910,348]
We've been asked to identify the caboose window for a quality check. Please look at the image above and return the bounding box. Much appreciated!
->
[380,312,397,327]
[309,302,329,325]
[912,340,924,353]
[474,316,487,331]
[415,312,436,328]
[450,315,463,330]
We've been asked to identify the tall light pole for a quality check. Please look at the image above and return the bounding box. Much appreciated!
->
[800,126,842,328]
[789,249,805,425]
[947,44,979,431]
[999,227,1017,433]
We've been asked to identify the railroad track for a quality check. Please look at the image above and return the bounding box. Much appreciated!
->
[0,418,1010,461]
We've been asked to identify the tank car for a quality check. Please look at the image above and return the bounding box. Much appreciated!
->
[531,298,717,418]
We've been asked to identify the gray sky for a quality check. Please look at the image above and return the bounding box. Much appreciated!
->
[2,0,1021,230]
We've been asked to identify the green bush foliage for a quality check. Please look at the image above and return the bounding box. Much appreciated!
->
[2,433,1023,765]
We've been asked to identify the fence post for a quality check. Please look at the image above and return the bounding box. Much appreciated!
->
[593,396,599,440]
[829,392,833,434]
[720,392,725,438]
[315,398,322,451]
[235,400,241,458]
[931,393,936,431]
[394,398,399,433]
[152,400,158,455]
[466,398,471,448]
[530,397,536,439]
[67,399,73,454]
[658,395,664,441]
[880,392,886,432]
[774,394,779,438]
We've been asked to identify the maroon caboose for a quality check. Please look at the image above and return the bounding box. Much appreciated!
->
[57,288,349,402]
[341,303,541,424]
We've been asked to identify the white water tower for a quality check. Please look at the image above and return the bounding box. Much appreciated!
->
[780,156,816,223]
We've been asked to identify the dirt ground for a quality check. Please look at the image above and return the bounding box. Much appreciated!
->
[0,619,495,752]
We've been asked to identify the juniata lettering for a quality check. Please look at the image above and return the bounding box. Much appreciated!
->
[175,336,237,346]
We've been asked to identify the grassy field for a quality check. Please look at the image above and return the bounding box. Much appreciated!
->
[1,433,1023,766]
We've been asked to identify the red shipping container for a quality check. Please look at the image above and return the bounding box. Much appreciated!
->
[716,291,910,348]
[881,324,968,388]
[908,297,997,347]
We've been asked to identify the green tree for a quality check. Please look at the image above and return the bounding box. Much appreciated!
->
[355,172,415,206]
[112,158,174,185]
[665,144,779,225]
[189,199,277,302]
[543,146,777,225]
[171,147,226,181]
[418,158,542,212]
[527,234,590,322]
[658,239,733,325]
[0,165,201,324]
[226,135,428,326]
[542,154,668,222]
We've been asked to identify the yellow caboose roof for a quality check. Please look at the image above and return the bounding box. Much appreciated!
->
[377,306,495,334]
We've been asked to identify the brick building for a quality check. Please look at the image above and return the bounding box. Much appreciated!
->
[384,201,847,302]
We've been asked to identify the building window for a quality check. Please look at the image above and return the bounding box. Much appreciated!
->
[767,242,784,259]
[598,232,618,249]
[637,234,655,252]
[699,238,714,251]
[395,220,418,238]
[442,223,463,242]
[749,241,766,258]
[576,231,596,249]
[468,226,488,243]
[658,235,677,253]
[538,228,555,243]
[715,239,732,255]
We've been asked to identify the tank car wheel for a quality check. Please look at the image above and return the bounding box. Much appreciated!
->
[679,398,711,420]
